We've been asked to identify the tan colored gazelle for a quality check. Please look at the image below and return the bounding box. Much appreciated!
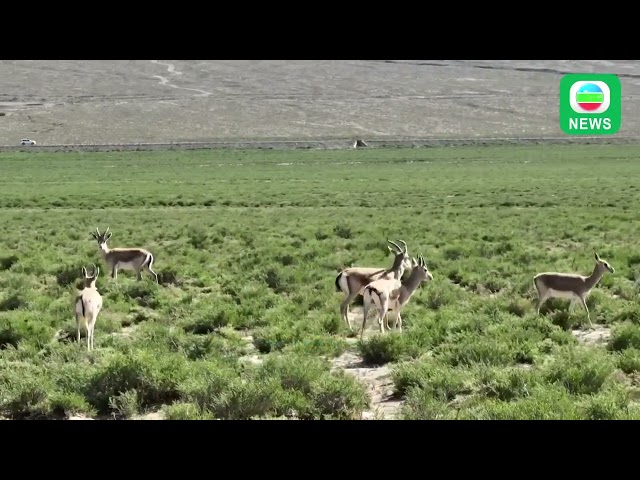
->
[91,227,158,283]
[533,251,615,329]
[360,254,433,339]
[74,264,103,351]
[335,239,412,330]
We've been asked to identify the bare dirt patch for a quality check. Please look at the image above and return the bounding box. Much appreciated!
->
[331,349,402,419]
[327,306,404,419]
[571,325,611,346]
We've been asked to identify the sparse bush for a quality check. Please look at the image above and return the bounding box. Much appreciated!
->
[86,351,190,414]
[264,268,292,294]
[333,224,352,239]
[473,366,540,402]
[164,402,215,420]
[506,298,531,317]
[183,307,237,334]
[399,387,456,420]
[176,361,238,412]
[211,377,283,420]
[460,385,581,420]
[55,265,83,287]
[307,372,369,419]
[609,323,640,351]
[284,335,347,357]
[0,255,19,271]
[358,332,418,365]
[617,348,640,374]
[438,336,520,367]
[252,326,302,354]
[579,384,629,420]
[392,360,472,400]
[613,304,640,324]
[542,347,615,395]
[108,389,142,418]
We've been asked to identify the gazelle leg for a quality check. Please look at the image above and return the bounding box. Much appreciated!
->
[396,312,403,332]
[341,292,357,330]
[380,310,389,334]
[535,290,550,315]
[580,296,593,329]
[360,304,369,340]
[147,267,159,284]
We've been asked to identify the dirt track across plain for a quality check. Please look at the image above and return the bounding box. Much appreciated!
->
[1,60,639,147]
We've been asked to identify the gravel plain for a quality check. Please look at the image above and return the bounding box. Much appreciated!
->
[1,60,639,149]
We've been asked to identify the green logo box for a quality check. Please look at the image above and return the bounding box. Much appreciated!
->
[559,73,622,135]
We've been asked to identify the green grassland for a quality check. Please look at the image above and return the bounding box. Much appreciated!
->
[1,144,640,420]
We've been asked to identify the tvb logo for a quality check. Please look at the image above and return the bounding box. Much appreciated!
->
[559,74,621,135]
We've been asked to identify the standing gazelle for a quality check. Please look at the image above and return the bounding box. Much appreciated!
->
[533,251,615,329]
[91,227,158,283]
[335,239,412,330]
[74,264,103,351]
[360,254,433,340]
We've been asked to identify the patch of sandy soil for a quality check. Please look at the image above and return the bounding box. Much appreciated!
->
[325,305,404,420]
[331,349,403,420]
[110,324,138,339]
[571,325,611,346]
[239,334,264,366]
[67,411,165,420]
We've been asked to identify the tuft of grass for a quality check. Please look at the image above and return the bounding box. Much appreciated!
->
[542,346,615,395]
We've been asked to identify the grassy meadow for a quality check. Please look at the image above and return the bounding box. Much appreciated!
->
[1,144,640,420]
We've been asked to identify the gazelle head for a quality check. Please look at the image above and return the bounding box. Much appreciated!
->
[594,251,615,274]
[388,239,412,271]
[81,264,100,289]
[91,227,113,252]
[410,255,434,283]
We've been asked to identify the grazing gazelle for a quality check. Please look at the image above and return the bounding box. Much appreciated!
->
[533,251,615,329]
[74,264,103,351]
[360,254,433,340]
[335,239,412,330]
[91,227,158,283]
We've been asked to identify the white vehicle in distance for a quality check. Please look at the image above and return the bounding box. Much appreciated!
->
[20,138,36,146]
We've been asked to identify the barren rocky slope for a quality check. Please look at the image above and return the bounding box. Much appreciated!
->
[1,60,638,146]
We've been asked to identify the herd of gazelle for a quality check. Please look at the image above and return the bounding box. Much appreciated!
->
[335,240,616,340]
[73,228,616,351]
[74,227,158,350]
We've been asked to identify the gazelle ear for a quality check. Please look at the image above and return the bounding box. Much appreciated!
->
[94,267,100,278]
[388,246,394,254]
[106,232,112,240]
[594,251,600,261]
[82,267,88,277]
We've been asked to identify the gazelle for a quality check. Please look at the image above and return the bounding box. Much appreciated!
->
[360,254,433,340]
[91,227,158,283]
[335,239,412,330]
[74,264,103,351]
[533,251,615,329]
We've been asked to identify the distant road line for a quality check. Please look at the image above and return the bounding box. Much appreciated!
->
[1,136,640,152]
